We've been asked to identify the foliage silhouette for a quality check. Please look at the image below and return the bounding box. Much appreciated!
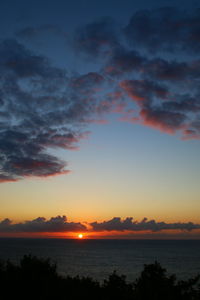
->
[0,255,199,299]
[103,271,134,300]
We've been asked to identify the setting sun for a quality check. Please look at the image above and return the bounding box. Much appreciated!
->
[78,234,83,239]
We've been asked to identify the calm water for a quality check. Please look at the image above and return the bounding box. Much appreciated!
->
[0,238,200,281]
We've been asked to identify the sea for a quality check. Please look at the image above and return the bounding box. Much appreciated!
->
[0,238,200,282]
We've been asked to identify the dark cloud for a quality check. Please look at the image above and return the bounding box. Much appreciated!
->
[143,58,200,82]
[1,216,199,234]
[143,59,189,81]
[2,7,200,183]
[73,8,200,139]
[120,79,169,102]
[0,39,105,182]
[125,7,200,54]
[70,72,104,92]
[163,96,200,113]
[104,48,200,81]
[74,17,120,57]
[90,217,200,232]
[0,39,63,78]
[140,107,186,133]
[0,216,87,233]
[104,47,146,76]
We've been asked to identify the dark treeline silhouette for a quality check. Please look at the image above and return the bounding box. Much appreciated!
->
[0,255,200,299]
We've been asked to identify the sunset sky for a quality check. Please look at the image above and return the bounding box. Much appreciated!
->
[0,0,200,238]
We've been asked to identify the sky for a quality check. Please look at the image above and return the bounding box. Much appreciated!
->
[0,0,200,238]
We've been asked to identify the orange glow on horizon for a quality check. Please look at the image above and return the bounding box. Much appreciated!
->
[1,229,200,239]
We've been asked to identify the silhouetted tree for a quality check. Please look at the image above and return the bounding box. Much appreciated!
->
[102,271,134,300]
[0,255,199,300]
[176,274,200,300]
[134,261,180,300]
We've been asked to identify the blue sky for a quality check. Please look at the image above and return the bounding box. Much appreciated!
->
[0,0,200,238]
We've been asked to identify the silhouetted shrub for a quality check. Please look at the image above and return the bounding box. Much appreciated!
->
[0,255,199,300]
[176,274,200,300]
[102,271,134,300]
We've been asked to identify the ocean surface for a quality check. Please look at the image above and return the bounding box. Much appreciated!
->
[0,238,200,281]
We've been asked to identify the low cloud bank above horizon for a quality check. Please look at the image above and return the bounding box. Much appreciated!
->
[90,217,200,232]
[0,216,87,233]
[1,7,200,182]
[0,216,200,234]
